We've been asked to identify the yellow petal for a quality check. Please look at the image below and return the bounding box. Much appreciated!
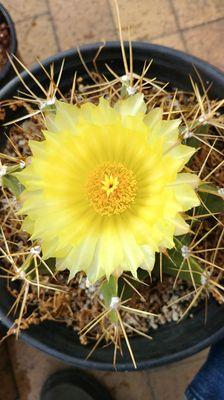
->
[167,214,190,235]
[169,173,200,188]
[115,93,146,116]
[160,119,180,150]
[46,100,78,133]
[174,184,200,211]
[167,144,197,171]
[144,107,162,128]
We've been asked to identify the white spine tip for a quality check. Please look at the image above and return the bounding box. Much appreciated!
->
[19,160,26,169]
[13,267,26,280]
[198,114,207,124]
[19,270,26,279]
[30,245,41,255]
[110,296,120,310]
[218,188,224,196]
[39,97,55,110]
[200,274,207,286]
[181,245,190,259]
[201,271,210,286]
[0,165,7,178]
[127,86,137,96]
[121,74,130,82]
[183,130,193,139]
[85,278,91,288]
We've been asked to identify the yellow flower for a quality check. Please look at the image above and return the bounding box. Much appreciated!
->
[17,94,200,282]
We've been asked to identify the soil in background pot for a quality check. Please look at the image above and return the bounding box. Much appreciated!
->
[0,20,10,70]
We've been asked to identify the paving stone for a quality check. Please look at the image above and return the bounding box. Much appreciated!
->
[7,338,65,400]
[15,14,58,65]
[172,0,224,29]
[151,32,185,51]
[183,19,224,70]
[2,0,48,23]
[48,0,117,51]
[91,369,154,400]
[8,338,154,400]
[109,0,178,40]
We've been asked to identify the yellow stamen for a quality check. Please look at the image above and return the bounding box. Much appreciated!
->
[86,162,137,216]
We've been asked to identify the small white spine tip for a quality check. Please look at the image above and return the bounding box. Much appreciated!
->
[110,296,120,310]
[218,188,224,196]
[0,165,7,178]
[30,245,41,255]
[19,160,26,169]
[181,245,190,259]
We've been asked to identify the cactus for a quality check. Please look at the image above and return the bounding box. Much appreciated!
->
[0,47,223,368]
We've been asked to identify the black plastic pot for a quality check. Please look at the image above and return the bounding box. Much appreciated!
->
[0,3,17,84]
[0,42,224,371]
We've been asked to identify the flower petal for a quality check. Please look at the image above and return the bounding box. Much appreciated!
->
[174,184,200,211]
[167,144,197,171]
[167,214,190,235]
[46,100,78,133]
[169,173,200,188]
[115,93,146,116]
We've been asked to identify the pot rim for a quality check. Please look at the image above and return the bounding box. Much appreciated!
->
[1,302,224,371]
[1,40,224,97]
[1,41,224,371]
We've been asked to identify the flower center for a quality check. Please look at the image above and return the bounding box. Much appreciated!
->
[86,162,137,216]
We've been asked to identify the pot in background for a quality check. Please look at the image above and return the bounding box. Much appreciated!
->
[0,3,17,84]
